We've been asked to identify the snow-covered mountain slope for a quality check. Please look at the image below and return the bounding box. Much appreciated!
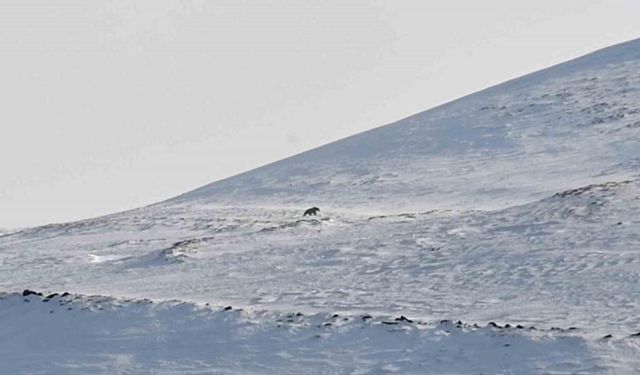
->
[176,38,640,213]
[2,181,639,336]
[2,38,640,374]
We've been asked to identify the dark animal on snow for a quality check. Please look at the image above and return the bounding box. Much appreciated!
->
[303,207,320,216]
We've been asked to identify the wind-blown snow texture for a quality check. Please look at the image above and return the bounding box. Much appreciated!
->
[2,38,640,374]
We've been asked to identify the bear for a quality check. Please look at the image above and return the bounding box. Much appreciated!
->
[303,207,320,216]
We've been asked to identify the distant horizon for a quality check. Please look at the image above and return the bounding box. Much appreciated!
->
[1,0,639,228]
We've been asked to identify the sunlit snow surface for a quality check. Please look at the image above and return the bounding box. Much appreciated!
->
[2,39,640,374]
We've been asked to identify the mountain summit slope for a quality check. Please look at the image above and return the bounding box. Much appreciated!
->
[177,38,640,212]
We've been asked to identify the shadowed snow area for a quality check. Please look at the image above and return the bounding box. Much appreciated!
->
[2,292,632,375]
[2,38,640,374]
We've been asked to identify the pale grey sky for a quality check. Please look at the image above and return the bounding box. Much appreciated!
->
[1,0,638,228]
